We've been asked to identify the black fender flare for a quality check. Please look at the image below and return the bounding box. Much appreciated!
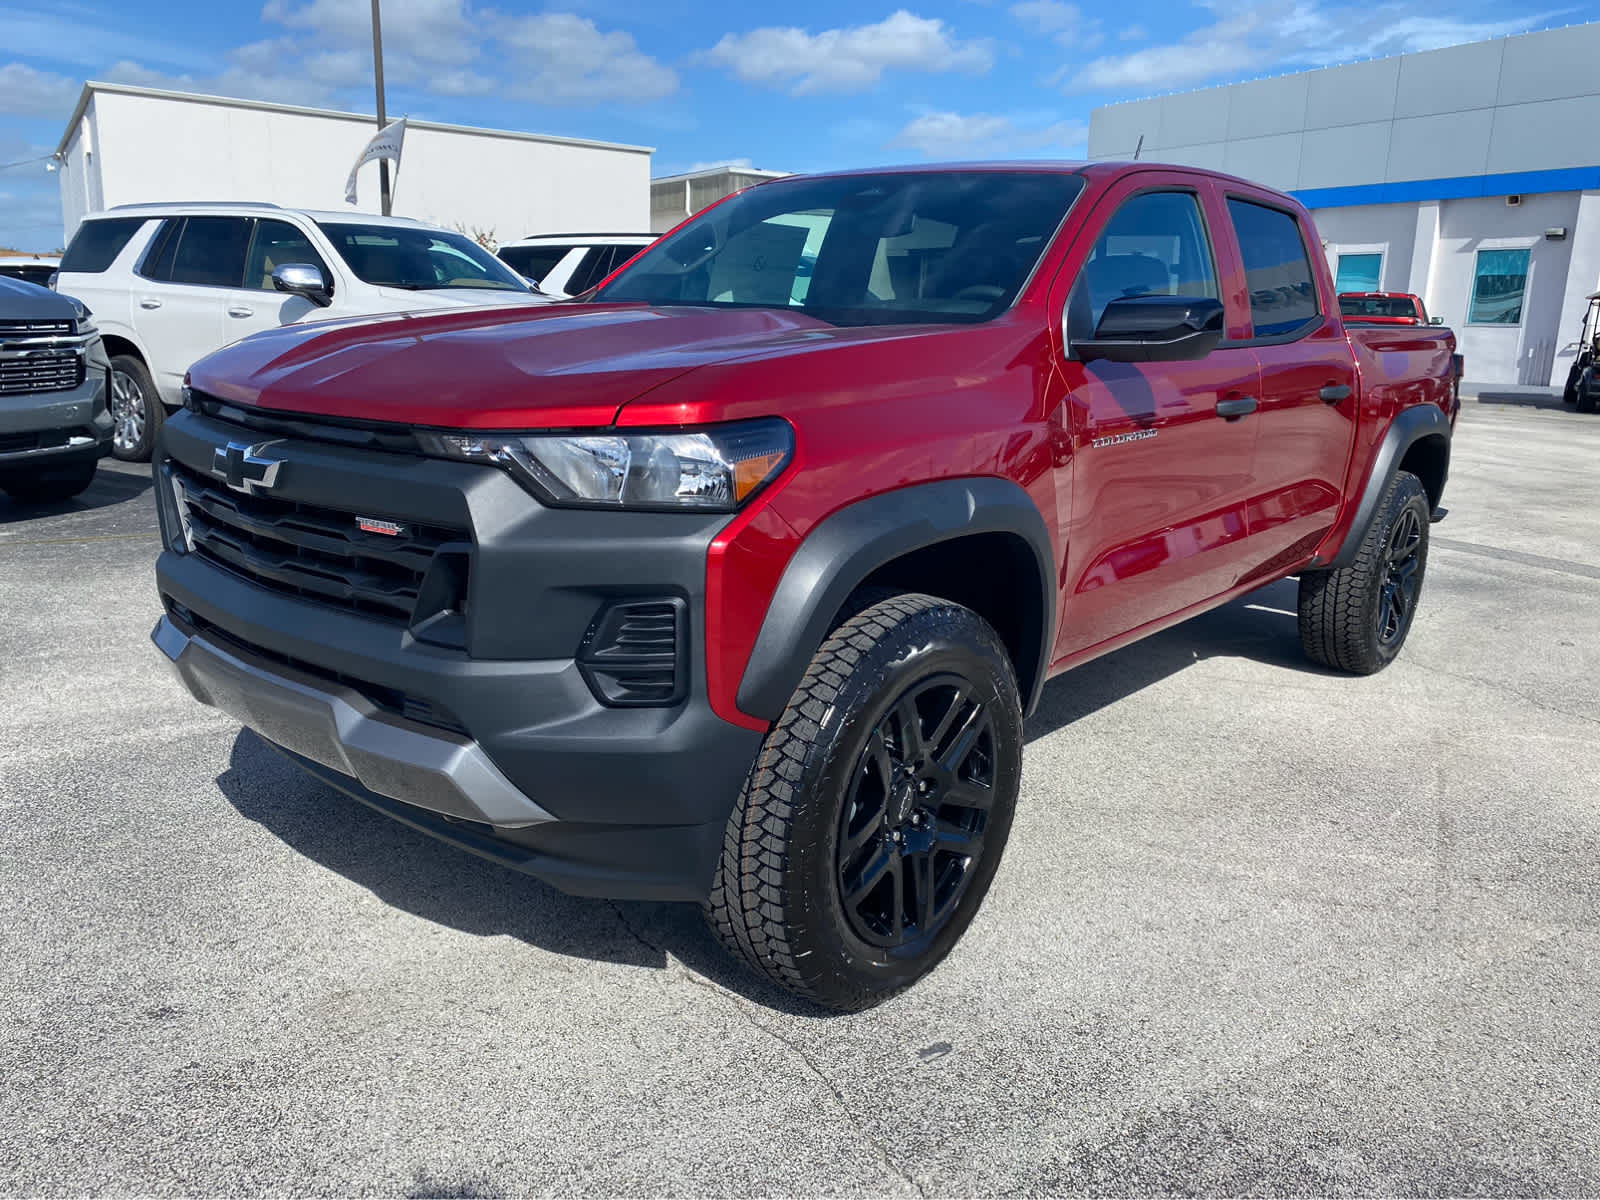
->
[1323,404,1451,570]
[735,477,1057,721]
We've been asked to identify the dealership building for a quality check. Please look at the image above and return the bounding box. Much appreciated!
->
[1088,22,1600,387]
[54,82,652,247]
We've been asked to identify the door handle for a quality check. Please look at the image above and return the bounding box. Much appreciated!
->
[138,298,162,310]
[1215,396,1258,420]
[1320,384,1352,404]
[227,305,254,318]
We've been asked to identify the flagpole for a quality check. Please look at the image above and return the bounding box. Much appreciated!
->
[371,0,391,216]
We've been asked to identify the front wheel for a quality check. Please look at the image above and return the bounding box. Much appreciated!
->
[1298,471,1430,674]
[109,355,163,462]
[705,593,1023,1012]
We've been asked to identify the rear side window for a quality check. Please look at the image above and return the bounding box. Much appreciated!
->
[1228,199,1320,338]
[60,218,148,273]
[168,217,252,287]
[498,244,577,283]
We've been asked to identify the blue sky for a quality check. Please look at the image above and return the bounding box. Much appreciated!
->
[0,0,1587,250]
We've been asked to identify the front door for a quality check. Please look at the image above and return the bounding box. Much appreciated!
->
[1052,181,1263,661]
[220,218,329,344]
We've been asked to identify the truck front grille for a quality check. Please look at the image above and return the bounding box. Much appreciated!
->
[0,350,84,396]
[168,460,471,624]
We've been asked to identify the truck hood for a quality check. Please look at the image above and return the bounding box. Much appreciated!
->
[0,274,80,321]
[187,303,915,428]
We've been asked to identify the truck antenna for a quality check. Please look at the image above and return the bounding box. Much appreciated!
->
[1133,135,1144,161]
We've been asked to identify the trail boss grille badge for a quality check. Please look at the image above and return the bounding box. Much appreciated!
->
[211,440,285,495]
[356,516,407,537]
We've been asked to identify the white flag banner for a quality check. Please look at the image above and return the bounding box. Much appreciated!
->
[344,117,406,206]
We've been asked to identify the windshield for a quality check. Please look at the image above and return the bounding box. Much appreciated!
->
[597,171,1085,326]
[1340,295,1419,318]
[317,222,529,292]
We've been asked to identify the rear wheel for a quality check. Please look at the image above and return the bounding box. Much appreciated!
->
[1,461,98,504]
[1577,367,1600,414]
[705,593,1023,1012]
[110,355,163,462]
[1298,471,1430,674]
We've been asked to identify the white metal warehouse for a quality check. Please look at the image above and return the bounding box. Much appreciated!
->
[53,82,652,248]
[1088,22,1600,387]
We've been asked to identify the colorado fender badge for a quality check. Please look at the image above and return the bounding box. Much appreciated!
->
[1091,429,1158,449]
[356,516,407,537]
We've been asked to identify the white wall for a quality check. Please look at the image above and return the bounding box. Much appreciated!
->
[61,89,650,244]
[1088,23,1600,191]
[1311,202,1419,291]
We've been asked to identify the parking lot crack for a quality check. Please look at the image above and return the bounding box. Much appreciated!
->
[1404,658,1600,728]
[604,902,924,1196]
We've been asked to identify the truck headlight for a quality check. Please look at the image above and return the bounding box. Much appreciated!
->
[418,418,793,511]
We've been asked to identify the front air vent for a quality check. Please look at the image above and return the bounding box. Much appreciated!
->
[577,598,687,707]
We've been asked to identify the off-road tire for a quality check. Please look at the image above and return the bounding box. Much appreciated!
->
[110,355,163,462]
[1298,470,1430,674]
[1,461,98,504]
[705,593,1023,1012]
[1577,367,1600,414]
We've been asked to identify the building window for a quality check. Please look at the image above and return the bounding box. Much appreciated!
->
[1335,252,1382,294]
[1468,248,1531,325]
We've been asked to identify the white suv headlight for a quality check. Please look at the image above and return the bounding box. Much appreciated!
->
[418,419,793,512]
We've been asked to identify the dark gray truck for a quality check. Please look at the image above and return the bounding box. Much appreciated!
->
[0,276,112,503]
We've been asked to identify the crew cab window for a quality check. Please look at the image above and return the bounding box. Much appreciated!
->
[60,218,147,274]
[246,219,328,291]
[1228,199,1320,338]
[1067,190,1218,339]
[167,217,252,288]
[598,171,1085,326]
[317,222,528,292]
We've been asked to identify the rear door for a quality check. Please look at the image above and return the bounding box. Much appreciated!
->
[220,217,332,343]
[1223,193,1358,581]
[134,216,251,403]
[1051,173,1264,659]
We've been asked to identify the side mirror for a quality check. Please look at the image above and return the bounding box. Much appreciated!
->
[271,263,332,307]
[1076,296,1225,363]
[1429,316,1444,325]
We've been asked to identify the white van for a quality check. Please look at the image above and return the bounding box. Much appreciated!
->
[56,204,551,460]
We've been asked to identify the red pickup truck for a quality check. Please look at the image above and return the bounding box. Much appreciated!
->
[152,163,1457,1010]
[1338,291,1432,325]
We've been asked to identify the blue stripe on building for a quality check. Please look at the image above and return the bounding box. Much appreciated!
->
[1293,166,1600,209]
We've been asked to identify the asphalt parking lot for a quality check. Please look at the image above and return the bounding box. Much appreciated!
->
[2,392,1597,1196]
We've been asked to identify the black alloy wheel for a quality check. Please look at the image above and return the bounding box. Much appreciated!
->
[705,592,1023,1012]
[836,675,996,950]
[1376,505,1423,649]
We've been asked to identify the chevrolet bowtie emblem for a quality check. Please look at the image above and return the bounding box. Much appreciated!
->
[212,439,285,495]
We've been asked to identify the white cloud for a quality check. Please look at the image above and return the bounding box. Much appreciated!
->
[262,0,479,66]
[892,110,1088,157]
[688,157,754,172]
[1010,2,1103,49]
[1069,0,1558,93]
[1119,24,1148,41]
[699,10,993,95]
[496,12,677,103]
[0,61,81,120]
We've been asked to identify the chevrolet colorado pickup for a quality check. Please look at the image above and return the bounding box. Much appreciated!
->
[151,163,1457,1010]
[0,275,111,503]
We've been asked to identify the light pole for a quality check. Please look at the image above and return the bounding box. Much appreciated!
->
[371,0,391,216]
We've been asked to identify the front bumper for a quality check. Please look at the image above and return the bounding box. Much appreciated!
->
[0,355,112,471]
[152,407,767,900]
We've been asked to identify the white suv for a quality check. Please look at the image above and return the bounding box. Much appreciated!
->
[55,204,550,460]
[496,233,654,299]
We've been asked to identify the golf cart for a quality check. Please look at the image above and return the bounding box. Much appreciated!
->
[1563,292,1600,413]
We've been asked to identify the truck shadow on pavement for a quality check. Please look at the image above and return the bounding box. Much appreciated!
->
[1472,391,1570,411]
[0,462,151,524]
[214,576,1312,1014]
